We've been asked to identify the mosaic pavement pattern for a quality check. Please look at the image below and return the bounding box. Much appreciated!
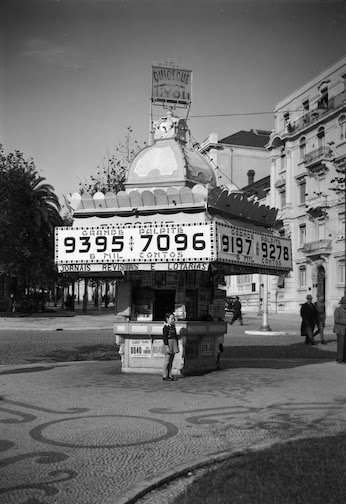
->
[1,361,346,503]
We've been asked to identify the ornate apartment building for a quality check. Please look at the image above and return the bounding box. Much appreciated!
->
[267,55,346,315]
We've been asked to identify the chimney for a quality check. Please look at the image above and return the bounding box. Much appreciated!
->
[247,170,255,185]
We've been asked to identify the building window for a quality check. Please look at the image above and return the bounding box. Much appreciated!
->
[303,99,309,111]
[302,100,310,125]
[318,222,325,241]
[284,112,290,132]
[277,276,285,288]
[339,115,346,141]
[339,261,345,286]
[299,181,306,204]
[237,274,253,291]
[299,137,306,161]
[299,225,306,246]
[318,87,328,109]
[237,274,252,284]
[317,126,325,149]
[279,188,286,208]
[280,153,286,172]
[299,267,307,288]
[339,212,345,239]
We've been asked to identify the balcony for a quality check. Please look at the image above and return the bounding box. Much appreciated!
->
[303,146,333,170]
[301,239,332,258]
[282,90,346,136]
[305,206,328,220]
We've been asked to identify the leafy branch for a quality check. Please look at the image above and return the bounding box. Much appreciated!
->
[78,127,146,195]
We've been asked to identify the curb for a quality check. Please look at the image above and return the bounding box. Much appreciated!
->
[245,330,300,336]
[108,438,307,504]
[245,330,335,336]
[0,326,113,332]
[107,450,241,504]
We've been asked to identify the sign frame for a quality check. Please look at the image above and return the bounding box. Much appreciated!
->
[55,222,215,265]
[151,65,192,107]
[215,221,292,272]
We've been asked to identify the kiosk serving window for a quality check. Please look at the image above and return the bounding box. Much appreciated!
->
[120,269,224,322]
[154,290,175,321]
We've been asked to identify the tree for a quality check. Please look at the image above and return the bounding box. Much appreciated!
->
[0,144,63,304]
[331,159,346,194]
[78,127,146,195]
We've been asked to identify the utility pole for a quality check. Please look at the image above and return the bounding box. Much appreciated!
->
[259,274,271,331]
[257,274,262,316]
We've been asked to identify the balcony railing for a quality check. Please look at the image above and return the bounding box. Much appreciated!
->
[301,239,332,255]
[283,90,346,136]
[303,146,333,165]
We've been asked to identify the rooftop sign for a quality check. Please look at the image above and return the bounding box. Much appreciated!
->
[151,65,192,107]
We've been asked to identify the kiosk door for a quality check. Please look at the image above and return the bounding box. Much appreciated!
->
[154,290,175,321]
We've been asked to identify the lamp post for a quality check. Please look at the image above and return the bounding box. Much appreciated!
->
[259,274,271,331]
[257,274,263,316]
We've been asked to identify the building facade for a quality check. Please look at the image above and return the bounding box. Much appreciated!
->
[198,130,272,312]
[267,55,346,316]
[199,129,271,190]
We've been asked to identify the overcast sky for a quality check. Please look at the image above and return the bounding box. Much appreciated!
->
[1,0,345,201]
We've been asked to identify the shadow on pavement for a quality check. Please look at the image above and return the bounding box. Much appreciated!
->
[0,366,57,375]
[223,342,336,360]
[28,344,121,363]
[219,358,334,370]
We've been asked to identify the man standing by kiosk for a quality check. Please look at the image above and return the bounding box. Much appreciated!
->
[300,294,317,345]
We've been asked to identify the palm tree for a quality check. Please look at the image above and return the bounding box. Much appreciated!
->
[0,145,64,304]
[29,176,63,235]
[21,175,63,295]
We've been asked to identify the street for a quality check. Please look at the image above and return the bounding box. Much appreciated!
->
[0,329,117,366]
[0,312,337,366]
[0,313,342,504]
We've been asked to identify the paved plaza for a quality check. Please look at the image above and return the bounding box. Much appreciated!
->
[0,310,345,504]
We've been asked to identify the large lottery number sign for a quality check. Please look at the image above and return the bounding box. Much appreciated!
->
[216,222,292,271]
[55,222,214,264]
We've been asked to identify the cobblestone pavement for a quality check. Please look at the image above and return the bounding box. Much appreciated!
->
[0,312,344,504]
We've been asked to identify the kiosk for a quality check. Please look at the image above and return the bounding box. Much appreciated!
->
[55,109,292,376]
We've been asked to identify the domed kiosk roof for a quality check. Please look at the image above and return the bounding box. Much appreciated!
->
[125,138,217,190]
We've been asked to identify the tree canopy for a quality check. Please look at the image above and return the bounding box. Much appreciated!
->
[0,144,63,299]
[78,127,146,195]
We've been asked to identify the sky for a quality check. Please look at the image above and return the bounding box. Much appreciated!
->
[1,0,346,203]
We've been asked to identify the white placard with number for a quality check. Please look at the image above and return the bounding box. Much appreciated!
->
[55,222,215,264]
[216,221,292,271]
[129,340,151,358]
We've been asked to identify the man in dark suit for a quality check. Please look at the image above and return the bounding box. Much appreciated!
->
[300,294,317,345]
[229,296,243,326]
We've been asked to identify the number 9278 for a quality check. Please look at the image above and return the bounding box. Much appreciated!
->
[221,235,290,262]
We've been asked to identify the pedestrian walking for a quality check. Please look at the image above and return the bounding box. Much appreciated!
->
[334,296,346,364]
[300,294,317,345]
[229,296,243,326]
[5,293,16,316]
[313,295,327,344]
[162,312,179,381]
